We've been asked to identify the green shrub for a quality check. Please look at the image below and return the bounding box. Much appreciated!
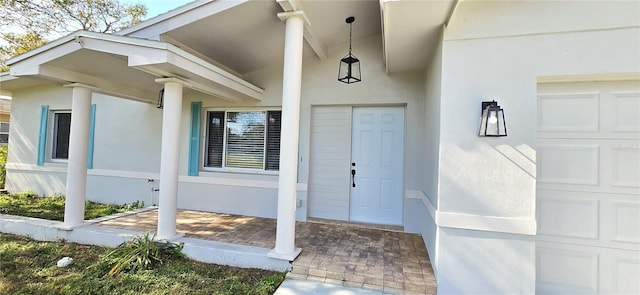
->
[0,145,7,189]
[101,233,185,276]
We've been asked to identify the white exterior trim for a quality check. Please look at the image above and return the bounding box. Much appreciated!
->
[405,190,537,235]
[116,0,243,37]
[5,163,308,191]
[6,31,264,102]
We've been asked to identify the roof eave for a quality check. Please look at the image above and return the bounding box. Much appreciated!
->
[7,31,264,102]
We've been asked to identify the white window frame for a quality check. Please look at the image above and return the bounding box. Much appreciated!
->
[0,121,9,144]
[202,108,281,175]
[49,110,71,163]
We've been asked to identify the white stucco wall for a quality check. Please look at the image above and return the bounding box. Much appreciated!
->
[244,34,426,218]
[7,86,163,202]
[404,26,443,273]
[6,34,425,224]
[431,1,640,294]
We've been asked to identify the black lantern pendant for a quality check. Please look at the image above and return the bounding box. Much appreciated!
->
[478,100,507,137]
[338,16,361,84]
[157,88,164,109]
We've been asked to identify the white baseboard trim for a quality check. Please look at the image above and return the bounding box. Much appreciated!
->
[405,190,536,236]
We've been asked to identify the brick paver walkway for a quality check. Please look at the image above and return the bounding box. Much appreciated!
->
[99,209,436,294]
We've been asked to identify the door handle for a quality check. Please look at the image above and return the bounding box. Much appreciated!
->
[351,162,356,188]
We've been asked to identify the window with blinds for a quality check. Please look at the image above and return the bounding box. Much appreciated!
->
[204,110,281,171]
[53,112,71,159]
[265,111,281,170]
[0,122,9,144]
[205,112,225,167]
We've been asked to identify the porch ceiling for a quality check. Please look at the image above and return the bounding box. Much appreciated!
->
[119,0,455,75]
[156,0,382,75]
[4,31,264,103]
[381,0,457,73]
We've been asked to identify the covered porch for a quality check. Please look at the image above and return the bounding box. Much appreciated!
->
[98,209,436,294]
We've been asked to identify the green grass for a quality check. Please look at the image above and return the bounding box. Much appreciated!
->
[0,233,286,295]
[0,192,144,221]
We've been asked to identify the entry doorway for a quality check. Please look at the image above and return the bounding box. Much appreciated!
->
[308,106,405,225]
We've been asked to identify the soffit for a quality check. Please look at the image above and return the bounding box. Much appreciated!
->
[5,31,263,103]
[121,0,454,74]
[160,0,382,75]
[381,0,457,73]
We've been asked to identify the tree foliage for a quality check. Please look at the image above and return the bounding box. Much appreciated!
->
[0,0,147,71]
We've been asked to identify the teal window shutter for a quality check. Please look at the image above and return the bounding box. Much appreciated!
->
[188,102,202,176]
[37,105,49,166]
[87,104,96,169]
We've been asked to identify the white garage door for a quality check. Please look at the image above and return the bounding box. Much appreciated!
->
[536,80,640,294]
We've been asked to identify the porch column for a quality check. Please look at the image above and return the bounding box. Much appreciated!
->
[63,84,92,227]
[156,78,190,240]
[269,11,305,260]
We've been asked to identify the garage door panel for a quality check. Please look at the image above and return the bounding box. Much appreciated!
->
[538,92,600,132]
[536,246,599,293]
[611,91,640,133]
[538,144,600,185]
[538,190,639,250]
[611,145,640,188]
[609,201,640,244]
[537,80,640,294]
[537,241,640,295]
[537,192,599,239]
[611,256,640,294]
[538,139,639,195]
[538,87,640,140]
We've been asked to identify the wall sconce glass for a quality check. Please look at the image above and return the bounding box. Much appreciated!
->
[157,88,164,109]
[478,100,507,137]
[338,16,361,84]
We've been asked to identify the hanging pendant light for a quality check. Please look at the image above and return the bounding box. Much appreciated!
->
[338,16,361,84]
[157,88,164,109]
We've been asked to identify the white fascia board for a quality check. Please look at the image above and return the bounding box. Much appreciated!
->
[156,43,263,95]
[75,33,263,99]
[6,30,166,66]
[165,55,251,100]
[7,30,263,101]
[136,65,243,102]
[117,0,248,39]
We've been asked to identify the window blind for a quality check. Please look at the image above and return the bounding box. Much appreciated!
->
[225,111,265,169]
[205,111,225,167]
[265,111,281,170]
[53,113,71,159]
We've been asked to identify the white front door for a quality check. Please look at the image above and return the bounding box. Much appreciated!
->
[349,107,404,225]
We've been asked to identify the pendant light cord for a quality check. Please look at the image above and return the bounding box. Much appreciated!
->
[348,22,353,55]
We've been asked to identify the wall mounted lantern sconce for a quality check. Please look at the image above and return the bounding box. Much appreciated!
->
[338,16,361,84]
[478,100,507,137]
[157,88,164,109]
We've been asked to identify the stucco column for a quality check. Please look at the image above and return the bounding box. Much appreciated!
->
[63,84,92,228]
[155,78,189,240]
[269,11,305,260]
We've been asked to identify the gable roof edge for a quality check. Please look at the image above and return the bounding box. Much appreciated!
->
[116,0,249,39]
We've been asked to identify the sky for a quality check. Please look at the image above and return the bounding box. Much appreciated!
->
[124,0,196,19]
